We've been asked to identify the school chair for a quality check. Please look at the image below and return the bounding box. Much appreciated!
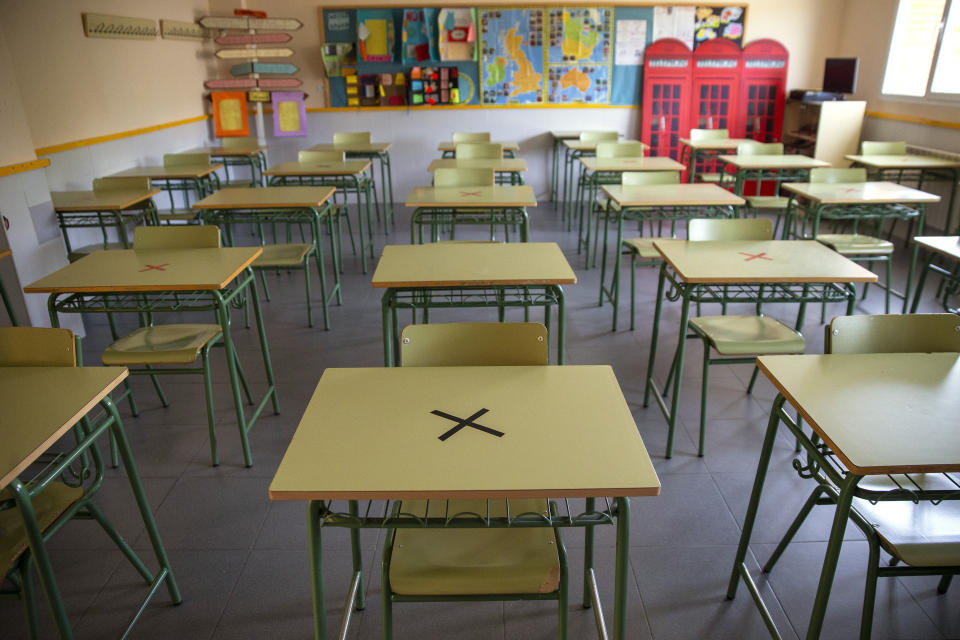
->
[669,218,805,458]
[157,153,218,222]
[454,142,504,160]
[583,141,648,265]
[733,142,791,237]
[382,322,569,639]
[296,150,358,264]
[221,136,265,186]
[100,226,254,466]
[688,128,730,183]
[63,177,158,262]
[763,313,960,640]
[451,132,491,144]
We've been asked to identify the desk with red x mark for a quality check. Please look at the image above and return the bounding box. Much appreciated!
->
[643,239,878,458]
[404,184,537,244]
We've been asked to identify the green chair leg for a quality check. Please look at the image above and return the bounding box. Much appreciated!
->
[201,346,218,466]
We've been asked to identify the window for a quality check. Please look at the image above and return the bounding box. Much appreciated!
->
[882,0,959,99]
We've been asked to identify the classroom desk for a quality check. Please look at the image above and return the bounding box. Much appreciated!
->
[643,239,878,458]
[718,154,830,198]
[1,365,180,638]
[191,186,341,330]
[187,144,268,187]
[728,352,960,640]
[437,140,519,158]
[51,188,161,260]
[106,165,224,217]
[0,249,15,324]
[23,247,278,468]
[371,242,576,366]
[549,130,583,201]
[427,157,528,185]
[268,364,660,640]
[782,180,940,312]
[404,185,537,243]
[576,156,686,268]
[845,154,960,234]
[678,137,755,183]
[598,184,745,331]
[310,141,395,226]
[909,235,960,313]
[264,160,375,273]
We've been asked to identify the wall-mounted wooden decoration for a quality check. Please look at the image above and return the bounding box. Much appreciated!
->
[160,19,208,41]
[216,47,294,59]
[231,62,299,76]
[248,91,271,102]
[82,13,157,40]
[216,33,292,45]
[212,91,250,137]
[206,78,258,90]
[258,78,303,89]
[200,16,302,30]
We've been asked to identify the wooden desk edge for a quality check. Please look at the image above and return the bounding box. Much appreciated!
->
[372,276,577,288]
[269,486,661,501]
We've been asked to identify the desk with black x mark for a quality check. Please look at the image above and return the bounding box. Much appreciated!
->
[643,239,878,457]
[404,184,537,243]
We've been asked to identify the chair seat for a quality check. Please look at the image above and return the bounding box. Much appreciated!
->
[817,234,894,256]
[0,484,82,575]
[623,237,664,259]
[854,496,960,567]
[695,172,723,183]
[103,324,222,365]
[689,315,805,355]
[253,244,312,267]
[68,242,127,262]
[745,196,790,210]
[389,498,560,596]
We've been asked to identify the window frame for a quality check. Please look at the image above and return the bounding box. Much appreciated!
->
[881,0,960,105]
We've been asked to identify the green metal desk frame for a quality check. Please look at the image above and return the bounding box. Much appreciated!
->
[305,497,629,640]
[852,163,959,236]
[643,264,857,458]
[45,269,279,468]
[56,200,159,259]
[150,173,221,219]
[410,206,529,244]
[599,202,739,331]
[576,168,631,268]
[380,285,567,366]
[910,246,960,314]
[198,202,341,330]
[211,150,267,187]
[342,149,396,229]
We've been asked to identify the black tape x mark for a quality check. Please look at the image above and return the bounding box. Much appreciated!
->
[432,408,504,441]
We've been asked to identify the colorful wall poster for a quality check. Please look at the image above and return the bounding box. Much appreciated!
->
[694,6,744,48]
[357,9,395,62]
[546,7,611,104]
[479,8,544,104]
[402,9,434,63]
[212,91,249,137]
[614,18,647,66]
[652,6,695,50]
[271,91,307,137]
[438,8,477,61]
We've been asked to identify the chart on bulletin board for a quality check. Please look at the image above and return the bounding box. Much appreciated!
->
[320,4,747,109]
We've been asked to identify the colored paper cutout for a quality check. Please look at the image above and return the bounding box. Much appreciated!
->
[271,91,307,137]
[212,91,249,137]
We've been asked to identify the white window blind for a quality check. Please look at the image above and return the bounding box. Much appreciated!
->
[881,0,947,96]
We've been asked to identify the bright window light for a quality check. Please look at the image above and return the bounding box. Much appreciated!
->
[930,0,960,93]
[881,0,947,97]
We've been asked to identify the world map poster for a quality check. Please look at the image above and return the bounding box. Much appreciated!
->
[547,7,612,104]
[479,9,545,104]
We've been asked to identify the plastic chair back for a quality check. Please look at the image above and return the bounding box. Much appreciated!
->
[400,322,548,366]
[333,132,371,145]
[0,327,76,367]
[93,177,152,192]
[133,225,221,249]
[596,141,646,159]
[826,314,960,354]
[455,143,503,160]
[164,153,211,167]
[810,168,867,184]
[579,131,619,143]
[299,150,344,164]
[861,141,907,156]
[690,128,729,142]
[688,218,773,241]
[452,132,491,144]
[434,168,495,188]
[622,171,680,186]
[222,136,258,149]
[736,142,784,156]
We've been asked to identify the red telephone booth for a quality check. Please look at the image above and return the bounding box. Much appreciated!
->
[691,38,742,133]
[641,39,692,161]
[739,39,789,142]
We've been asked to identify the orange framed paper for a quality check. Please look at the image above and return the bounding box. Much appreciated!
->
[212,91,250,137]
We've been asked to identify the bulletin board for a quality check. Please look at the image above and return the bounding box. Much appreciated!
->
[319,4,747,109]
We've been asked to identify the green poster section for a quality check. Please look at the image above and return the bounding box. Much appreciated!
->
[321,5,745,108]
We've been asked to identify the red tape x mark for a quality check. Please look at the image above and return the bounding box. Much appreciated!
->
[460,190,482,197]
[139,263,169,272]
[739,252,772,262]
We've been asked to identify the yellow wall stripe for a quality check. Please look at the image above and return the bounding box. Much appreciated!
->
[866,111,960,131]
[0,158,51,179]
[35,114,211,157]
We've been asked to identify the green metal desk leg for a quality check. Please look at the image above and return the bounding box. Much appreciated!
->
[308,501,327,640]
[582,497,596,608]
[663,289,692,458]
[381,289,395,367]
[0,270,18,325]
[901,205,924,312]
[551,138,561,201]
[613,496,630,640]
[248,270,280,416]
[643,263,668,408]
[348,500,365,611]
[910,250,934,313]
[556,284,566,365]
[217,289,254,467]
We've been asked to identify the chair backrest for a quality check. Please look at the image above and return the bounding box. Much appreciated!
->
[164,153,210,167]
[400,322,548,366]
[688,218,773,241]
[299,150,344,163]
[861,141,907,156]
[826,314,960,354]
[809,168,867,184]
[93,177,152,192]
[133,225,221,249]
[333,132,371,145]
[455,143,503,160]
[690,128,729,142]
[736,142,784,156]
[433,168,495,188]
[452,132,491,144]
[0,327,76,366]
[622,171,680,186]
[596,141,646,159]
[221,136,258,149]
[579,131,619,143]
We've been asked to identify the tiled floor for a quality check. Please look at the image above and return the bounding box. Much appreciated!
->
[3,201,958,640]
